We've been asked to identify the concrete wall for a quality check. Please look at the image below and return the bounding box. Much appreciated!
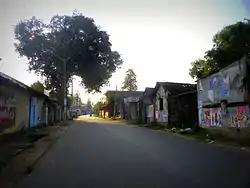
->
[197,56,250,128]
[146,104,154,123]
[124,101,140,122]
[168,92,198,128]
[155,86,168,122]
[200,105,250,128]
[197,56,247,106]
[37,97,45,121]
[0,85,30,132]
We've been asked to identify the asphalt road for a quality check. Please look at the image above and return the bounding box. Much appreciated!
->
[14,117,250,188]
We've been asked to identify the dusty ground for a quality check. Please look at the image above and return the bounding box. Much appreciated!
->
[0,122,70,188]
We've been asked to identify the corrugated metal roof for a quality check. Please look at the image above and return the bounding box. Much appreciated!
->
[144,87,155,95]
[0,71,48,99]
[155,82,196,95]
[0,72,28,90]
[105,90,144,100]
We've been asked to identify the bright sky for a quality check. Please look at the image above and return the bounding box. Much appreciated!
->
[0,0,249,103]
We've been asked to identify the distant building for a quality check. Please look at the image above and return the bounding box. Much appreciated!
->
[105,90,144,119]
[141,87,155,123]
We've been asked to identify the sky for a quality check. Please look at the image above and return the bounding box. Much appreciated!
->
[0,0,250,104]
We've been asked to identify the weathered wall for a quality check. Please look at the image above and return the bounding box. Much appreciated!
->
[0,94,16,132]
[155,86,168,122]
[169,92,198,128]
[201,105,250,128]
[0,85,30,132]
[36,97,48,125]
[147,105,153,117]
[37,98,45,121]
[124,100,140,121]
[197,56,250,128]
[197,56,247,106]
[129,103,138,120]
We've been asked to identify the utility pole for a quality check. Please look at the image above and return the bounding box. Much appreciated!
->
[50,46,70,122]
[113,85,118,119]
[62,57,71,122]
[76,90,79,107]
[63,58,68,122]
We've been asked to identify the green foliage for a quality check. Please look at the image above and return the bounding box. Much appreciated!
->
[189,21,250,80]
[67,95,73,106]
[121,69,138,91]
[105,91,113,104]
[93,101,105,114]
[30,81,45,93]
[14,11,123,93]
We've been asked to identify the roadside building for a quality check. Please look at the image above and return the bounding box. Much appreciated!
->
[0,72,62,133]
[197,56,250,128]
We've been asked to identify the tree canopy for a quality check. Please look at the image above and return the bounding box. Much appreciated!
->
[67,95,74,107]
[14,12,123,95]
[189,21,250,80]
[93,101,105,114]
[121,69,138,91]
[30,81,45,93]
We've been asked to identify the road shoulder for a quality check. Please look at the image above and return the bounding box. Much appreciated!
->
[0,123,70,188]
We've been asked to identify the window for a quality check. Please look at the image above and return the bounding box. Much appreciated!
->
[159,98,163,110]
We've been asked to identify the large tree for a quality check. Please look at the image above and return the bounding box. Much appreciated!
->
[93,100,105,115]
[121,69,138,91]
[189,21,250,80]
[30,81,45,93]
[14,12,123,100]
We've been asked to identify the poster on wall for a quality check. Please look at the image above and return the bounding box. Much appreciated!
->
[161,110,168,122]
[203,108,222,127]
[0,96,16,132]
[208,90,214,102]
[155,110,168,122]
[228,106,250,128]
[203,108,212,126]
[155,111,159,120]
[211,108,222,127]
[147,105,154,118]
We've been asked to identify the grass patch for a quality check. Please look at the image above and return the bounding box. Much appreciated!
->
[103,118,250,149]
[139,122,167,130]
[134,121,250,149]
[174,126,250,148]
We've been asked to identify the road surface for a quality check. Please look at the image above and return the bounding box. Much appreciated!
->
[14,117,250,188]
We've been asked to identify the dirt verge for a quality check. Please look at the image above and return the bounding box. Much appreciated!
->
[0,123,70,188]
